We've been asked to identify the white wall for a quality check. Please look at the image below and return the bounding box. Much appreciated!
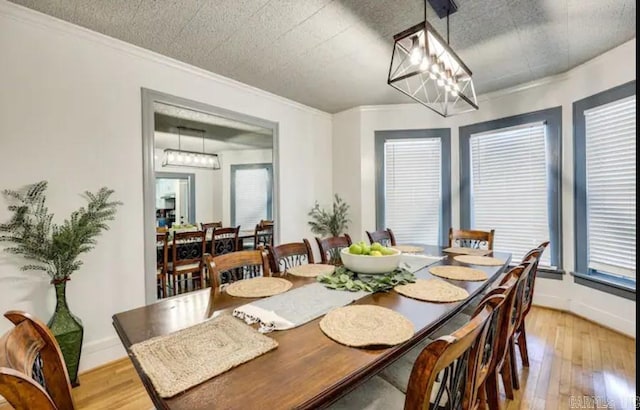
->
[333,39,636,337]
[0,2,332,371]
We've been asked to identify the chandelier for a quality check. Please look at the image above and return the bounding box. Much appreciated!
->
[387,0,478,117]
[162,126,221,169]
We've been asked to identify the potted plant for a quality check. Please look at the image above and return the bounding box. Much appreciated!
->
[0,181,121,386]
[308,194,350,264]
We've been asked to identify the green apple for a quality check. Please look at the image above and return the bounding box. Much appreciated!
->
[361,245,371,255]
[349,244,363,255]
[370,250,382,256]
[381,247,395,255]
[370,242,383,252]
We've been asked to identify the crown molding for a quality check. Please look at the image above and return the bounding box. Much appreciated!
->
[0,0,332,120]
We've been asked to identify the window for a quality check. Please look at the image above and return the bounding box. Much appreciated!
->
[574,81,636,284]
[460,107,562,269]
[231,163,273,229]
[375,129,451,246]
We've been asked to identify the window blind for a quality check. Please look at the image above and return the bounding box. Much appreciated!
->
[233,167,270,229]
[384,138,441,244]
[469,122,551,266]
[585,95,636,278]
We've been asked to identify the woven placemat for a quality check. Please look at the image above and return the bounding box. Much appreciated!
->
[391,245,424,253]
[226,277,293,298]
[453,255,505,266]
[130,315,278,398]
[442,247,490,256]
[429,265,488,281]
[394,278,469,303]
[319,305,414,347]
[286,264,335,277]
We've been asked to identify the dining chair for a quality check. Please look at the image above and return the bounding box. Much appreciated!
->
[449,228,495,250]
[512,242,548,370]
[200,221,222,241]
[253,220,274,250]
[328,296,500,410]
[315,234,352,266]
[0,311,75,410]
[204,249,271,316]
[365,228,397,247]
[267,239,314,275]
[210,226,240,256]
[156,232,168,299]
[167,230,206,295]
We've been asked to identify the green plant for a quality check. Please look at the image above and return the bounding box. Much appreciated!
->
[317,266,415,293]
[308,194,350,237]
[0,181,122,282]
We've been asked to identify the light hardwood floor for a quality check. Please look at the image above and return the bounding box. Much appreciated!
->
[1,307,635,409]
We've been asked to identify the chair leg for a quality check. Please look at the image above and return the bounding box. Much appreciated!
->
[509,339,520,390]
[516,323,530,367]
[485,370,501,410]
[501,356,515,400]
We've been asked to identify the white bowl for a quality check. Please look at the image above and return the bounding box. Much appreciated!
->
[340,247,402,274]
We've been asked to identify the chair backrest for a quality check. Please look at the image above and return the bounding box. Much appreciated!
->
[365,228,397,247]
[521,241,549,318]
[0,311,75,410]
[404,296,502,410]
[156,232,168,273]
[315,234,352,265]
[172,230,206,269]
[200,221,222,240]
[253,220,274,250]
[448,228,495,250]
[210,226,240,256]
[267,240,314,275]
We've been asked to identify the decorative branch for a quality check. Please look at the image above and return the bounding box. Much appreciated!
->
[307,194,350,238]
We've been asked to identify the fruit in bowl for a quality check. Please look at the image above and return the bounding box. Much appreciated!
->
[340,241,401,274]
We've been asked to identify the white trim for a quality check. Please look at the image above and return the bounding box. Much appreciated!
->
[0,0,331,120]
[570,301,636,339]
[79,336,127,373]
[532,293,570,311]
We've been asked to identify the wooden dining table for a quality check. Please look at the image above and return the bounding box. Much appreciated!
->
[112,245,511,410]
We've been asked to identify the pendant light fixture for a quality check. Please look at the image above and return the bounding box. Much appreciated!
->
[387,0,478,117]
[162,126,221,169]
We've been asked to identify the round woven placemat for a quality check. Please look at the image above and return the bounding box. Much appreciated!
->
[394,278,469,303]
[429,265,488,281]
[442,247,490,256]
[391,245,424,253]
[226,277,293,298]
[453,255,505,266]
[319,305,414,347]
[286,264,335,277]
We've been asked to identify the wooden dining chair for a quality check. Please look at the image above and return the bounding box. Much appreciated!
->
[512,242,548,370]
[204,249,271,316]
[168,230,206,295]
[156,232,169,299]
[0,311,75,410]
[449,228,495,250]
[210,226,240,256]
[267,240,314,275]
[315,234,352,266]
[366,228,397,247]
[200,221,222,240]
[328,296,500,410]
[253,220,274,250]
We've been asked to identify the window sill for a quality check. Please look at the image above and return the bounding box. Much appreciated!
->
[572,271,636,301]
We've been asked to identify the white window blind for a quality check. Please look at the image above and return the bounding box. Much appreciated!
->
[233,166,271,229]
[470,122,551,266]
[585,95,636,278]
[384,138,441,244]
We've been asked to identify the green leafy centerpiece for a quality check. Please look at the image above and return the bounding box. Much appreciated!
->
[317,266,416,293]
[0,181,121,386]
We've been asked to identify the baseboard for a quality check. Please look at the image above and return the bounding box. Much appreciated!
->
[570,301,636,339]
[531,293,570,311]
[79,336,127,373]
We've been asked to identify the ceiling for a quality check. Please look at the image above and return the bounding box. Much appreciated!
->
[11,0,636,113]
[154,103,272,152]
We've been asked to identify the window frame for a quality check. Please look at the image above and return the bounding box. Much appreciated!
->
[375,129,452,246]
[459,107,563,278]
[230,163,274,228]
[573,80,636,299]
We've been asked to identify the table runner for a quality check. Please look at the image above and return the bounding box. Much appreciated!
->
[233,282,369,333]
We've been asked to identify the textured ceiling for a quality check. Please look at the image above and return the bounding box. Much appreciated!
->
[10,0,636,113]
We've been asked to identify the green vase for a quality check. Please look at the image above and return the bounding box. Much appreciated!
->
[48,281,83,387]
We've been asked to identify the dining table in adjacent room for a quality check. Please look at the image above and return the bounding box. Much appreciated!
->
[112,245,511,410]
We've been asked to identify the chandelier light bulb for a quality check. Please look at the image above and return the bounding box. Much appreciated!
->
[437,78,445,87]
[419,56,430,72]
[444,84,451,92]
[409,36,422,65]
[429,72,437,80]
